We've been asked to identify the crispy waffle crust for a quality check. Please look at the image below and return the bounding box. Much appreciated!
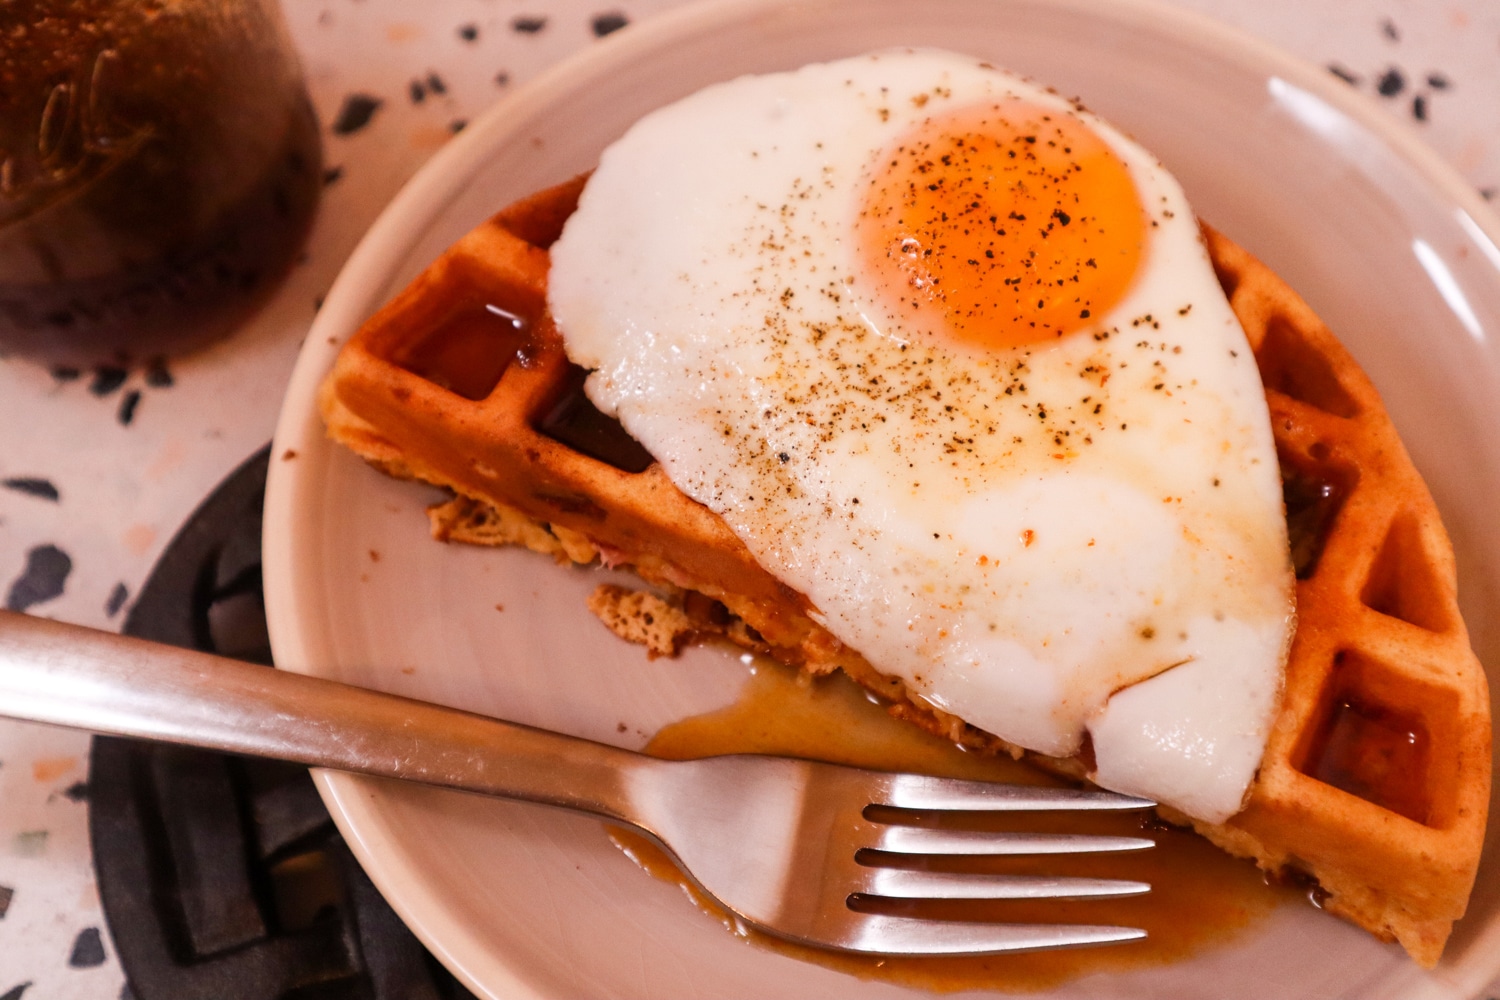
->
[320,175,1490,967]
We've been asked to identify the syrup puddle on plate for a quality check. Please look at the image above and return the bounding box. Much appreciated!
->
[610,658,1300,993]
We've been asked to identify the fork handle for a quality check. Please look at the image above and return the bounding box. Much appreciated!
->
[0,609,652,825]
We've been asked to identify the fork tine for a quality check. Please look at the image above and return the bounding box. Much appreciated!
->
[851,869,1151,900]
[842,914,1146,955]
[868,827,1154,855]
[878,774,1154,812]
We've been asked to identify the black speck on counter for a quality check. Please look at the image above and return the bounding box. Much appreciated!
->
[427,72,448,95]
[67,927,106,968]
[332,93,383,135]
[0,982,31,1000]
[0,885,12,918]
[458,22,479,42]
[89,365,127,396]
[2,478,59,502]
[1482,187,1496,201]
[495,71,511,87]
[511,15,547,34]
[1327,63,1360,85]
[409,78,427,103]
[1376,66,1406,97]
[449,119,467,134]
[1381,18,1400,41]
[322,165,344,186]
[105,582,128,617]
[144,358,173,388]
[592,11,629,36]
[5,544,72,612]
[1413,93,1428,121]
[1428,72,1450,89]
[117,389,141,426]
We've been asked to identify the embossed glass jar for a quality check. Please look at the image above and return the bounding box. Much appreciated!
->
[0,0,321,366]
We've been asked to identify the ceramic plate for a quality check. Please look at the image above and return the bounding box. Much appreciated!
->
[263,0,1500,996]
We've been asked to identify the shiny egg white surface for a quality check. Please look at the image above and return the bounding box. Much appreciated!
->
[547,49,1295,823]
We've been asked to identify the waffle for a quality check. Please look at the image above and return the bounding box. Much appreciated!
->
[319,175,1491,967]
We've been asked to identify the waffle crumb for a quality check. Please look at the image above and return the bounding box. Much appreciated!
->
[587,584,695,658]
[430,494,599,564]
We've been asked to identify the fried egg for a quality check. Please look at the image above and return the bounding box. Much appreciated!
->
[547,49,1295,823]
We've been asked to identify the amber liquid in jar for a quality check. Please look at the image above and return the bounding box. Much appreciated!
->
[0,0,322,366]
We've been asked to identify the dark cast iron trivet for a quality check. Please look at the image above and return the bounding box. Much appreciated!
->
[88,445,479,1000]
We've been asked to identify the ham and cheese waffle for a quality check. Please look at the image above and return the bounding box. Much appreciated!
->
[319,175,1489,967]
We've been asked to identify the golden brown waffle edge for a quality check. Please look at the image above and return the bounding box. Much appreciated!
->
[319,176,1491,967]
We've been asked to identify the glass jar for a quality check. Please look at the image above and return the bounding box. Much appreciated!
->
[0,0,322,367]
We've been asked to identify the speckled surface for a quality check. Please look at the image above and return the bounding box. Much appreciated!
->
[0,1,1497,996]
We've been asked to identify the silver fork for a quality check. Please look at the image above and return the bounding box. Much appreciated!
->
[0,610,1155,956]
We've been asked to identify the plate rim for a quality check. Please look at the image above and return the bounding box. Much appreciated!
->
[263,0,1500,997]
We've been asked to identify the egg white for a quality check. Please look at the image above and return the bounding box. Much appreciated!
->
[548,49,1294,823]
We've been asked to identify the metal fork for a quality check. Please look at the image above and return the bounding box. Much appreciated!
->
[0,610,1155,956]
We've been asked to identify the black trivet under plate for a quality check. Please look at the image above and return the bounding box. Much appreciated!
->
[89,445,478,1000]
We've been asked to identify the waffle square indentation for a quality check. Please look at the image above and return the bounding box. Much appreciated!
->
[390,297,535,401]
[1293,649,1461,827]
[1257,315,1361,418]
[1360,510,1456,634]
[1280,451,1356,581]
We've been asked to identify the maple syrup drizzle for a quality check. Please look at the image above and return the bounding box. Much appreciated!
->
[1306,697,1431,824]
[613,660,1298,992]
[394,301,530,400]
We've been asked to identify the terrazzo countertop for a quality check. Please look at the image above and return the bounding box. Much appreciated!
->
[1,1,1498,996]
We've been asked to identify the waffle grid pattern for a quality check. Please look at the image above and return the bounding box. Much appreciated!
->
[1200,230,1489,966]
[319,180,1489,966]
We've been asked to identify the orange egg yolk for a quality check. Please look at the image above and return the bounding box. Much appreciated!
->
[856,102,1147,352]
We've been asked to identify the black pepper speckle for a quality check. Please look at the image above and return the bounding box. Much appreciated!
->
[332,94,383,135]
[322,166,344,186]
[0,982,30,1000]
[458,23,479,42]
[427,72,448,95]
[1376,66,1406,97]
[511,15,547,34]
[49,365,80,382]
[0,885,11,918]
[62,781,88,802]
